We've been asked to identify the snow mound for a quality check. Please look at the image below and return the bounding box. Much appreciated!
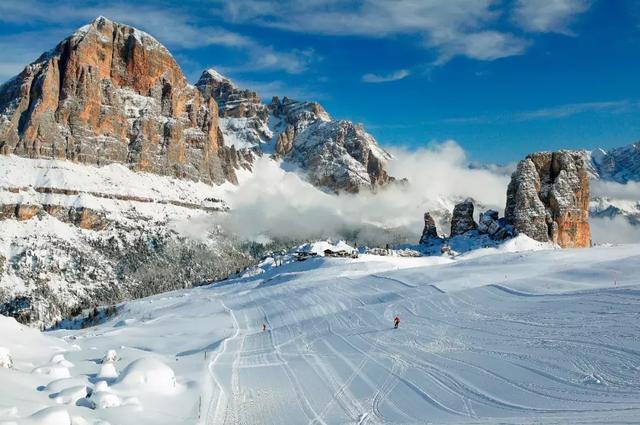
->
[115,358,177,394]
[52,385,89,405]
[98,363,118,380]
[0,347,13,368]
[88,391,122,409]
[32,364,71,380]
[499,234,553,252]
[49,354,74,368]
[101,349,118,364]
[45,377,89,393]
[94,381,109,393]
[0,316,67,367]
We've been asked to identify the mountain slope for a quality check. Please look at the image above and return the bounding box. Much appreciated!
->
[585,142,640,229]
[197,69,394,193]
[2,242,639,424]
[590,141,640,183]
[0,155,254,328]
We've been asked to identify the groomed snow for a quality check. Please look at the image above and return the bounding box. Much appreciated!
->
[1,243,639,424]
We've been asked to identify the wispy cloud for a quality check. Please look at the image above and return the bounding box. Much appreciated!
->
[514,100,632,120]
[218,0,589,65]
[362,69,410,83]
[442,100,637,125]
[431,30,530,63]
[220,0,527,64]
[512,0,593,35]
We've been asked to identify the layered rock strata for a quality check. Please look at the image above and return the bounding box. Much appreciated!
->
[505,150,590,248]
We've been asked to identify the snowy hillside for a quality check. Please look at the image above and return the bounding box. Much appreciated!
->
[1,241,639,424]
[0,155,254,328]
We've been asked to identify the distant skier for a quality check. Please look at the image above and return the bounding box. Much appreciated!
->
[262,323,267,332]
[393,316,400,329]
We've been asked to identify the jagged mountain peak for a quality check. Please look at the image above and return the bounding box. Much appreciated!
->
[270,96,331,123]
[75,16,168,49]
[0,17,248,185]
[590,141,640,183]
[193,71,394,192]
[200,68,237,88]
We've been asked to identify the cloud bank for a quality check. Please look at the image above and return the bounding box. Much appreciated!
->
[211,140,638,247]
[215,141,510,246]
[591,216,640,245]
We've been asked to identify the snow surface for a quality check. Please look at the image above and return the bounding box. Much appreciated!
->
[1,243,640,424]
[0,155,238,212]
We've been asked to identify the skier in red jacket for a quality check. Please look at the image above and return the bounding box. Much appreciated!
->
[393,316,400,329]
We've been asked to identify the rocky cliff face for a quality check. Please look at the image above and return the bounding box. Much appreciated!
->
[0,17,243,185]
[478,209,513,240]
[505,150,590,248]
[196,68,395,193]
[419,212,441,244]
[269,96,393,193]
[450,200,477,236]
[196,69,272,150]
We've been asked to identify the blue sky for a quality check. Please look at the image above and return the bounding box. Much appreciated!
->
[1,0,639,163]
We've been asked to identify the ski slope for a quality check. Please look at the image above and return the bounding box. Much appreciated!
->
[2,242,640,424]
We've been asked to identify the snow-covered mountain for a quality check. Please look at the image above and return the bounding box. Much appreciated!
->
[196,68,394,193]
[0,155,255,328]
[590,141,640,183]
[584,142,640,227]
[0,17,397,328]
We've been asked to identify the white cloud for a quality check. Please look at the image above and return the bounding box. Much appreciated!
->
[362,69,411,83]
[592,180,640,201]
[219,0,529,64]
[515,100,633,120]
[590,216,640,245]
[433,30,529,63]
[512,0,592,34]
[216,140,510,245]
[442,100,636,124]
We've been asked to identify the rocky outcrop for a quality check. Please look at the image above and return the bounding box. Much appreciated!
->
[196,67,396,193]
[450,200,477,236]
[196,69,271,150]
[269,97,393,193]
[419,212,441,244]
[478,209,513,240]
[505,150,590,248]
[0,17,242,185]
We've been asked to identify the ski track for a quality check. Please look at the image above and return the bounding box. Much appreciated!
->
[201,257,640,423]
[56,248,640,425]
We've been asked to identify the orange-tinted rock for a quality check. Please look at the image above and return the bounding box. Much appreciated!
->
[16,205,41,220]
[505,150,590,248]
[0,17,239,185]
